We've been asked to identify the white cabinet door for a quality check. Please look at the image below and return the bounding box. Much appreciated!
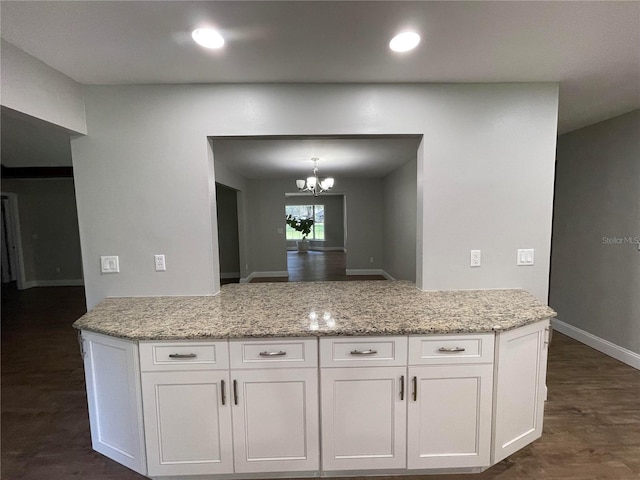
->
[492,320,549,464]
[407,364,493,469]
[231,368,319,473]
[81,331,146,475]
[142,370,234,476]
[321,367,407,471]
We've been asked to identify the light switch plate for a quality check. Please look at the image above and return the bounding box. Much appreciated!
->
[100,256,119,273]
[517,249,535,266]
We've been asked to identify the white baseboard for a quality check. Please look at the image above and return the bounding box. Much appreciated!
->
[286,246,346,252]
[21,279,84,289]
[220,272,241,279]
[240,271,289,284]
[552,318,640,370]
[345,269,395,281]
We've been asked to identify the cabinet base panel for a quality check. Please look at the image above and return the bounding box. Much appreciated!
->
[148,467,490,480]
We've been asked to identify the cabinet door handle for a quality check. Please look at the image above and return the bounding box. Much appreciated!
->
[221,379,226,406]
[437,347,466,353]
[350,349,378,355]
[168,353,197,359]
[412,376,417,401]
[400,375,405,401]
[233,379,238,405]
[259,350,287,357]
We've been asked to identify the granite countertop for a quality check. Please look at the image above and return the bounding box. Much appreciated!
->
[72,281,556,341]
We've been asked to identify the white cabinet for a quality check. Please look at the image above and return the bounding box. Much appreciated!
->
[81,323,551,478]
[141,370,233,476]
[407,364,493,469]
[321,366,407,470]
[141,338,320,477]
[492,320,550,464]
[229,338,319,473]
[231,368,319,473]
[81,331,146,475]
[320,337,408,471]
[140,340,233,477]
[407,333,494,469]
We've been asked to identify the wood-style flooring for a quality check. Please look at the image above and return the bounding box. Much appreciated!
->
[219,251,388,284]
[251,251,386,283]
[2,286,639,479]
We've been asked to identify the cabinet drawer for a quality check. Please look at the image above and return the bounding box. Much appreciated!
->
[139,341,229,371]
[320,336,408,367]
[229,338,318,369]
[408,334,494,365]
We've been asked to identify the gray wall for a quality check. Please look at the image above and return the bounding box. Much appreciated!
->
[215,184,240,278]
[242,177,382,274]
[285,195,345,250]
[1,178,83,286]
[550,109,640,354]
[382,158,417,281]
[70,84,558,308]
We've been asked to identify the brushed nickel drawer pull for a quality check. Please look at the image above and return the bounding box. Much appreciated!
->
[438,347,466,353]
[259,351,287,357]
[168,353,197,359]
[350,349,378,355]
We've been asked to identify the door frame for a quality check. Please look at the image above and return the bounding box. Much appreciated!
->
[1,192,26,289]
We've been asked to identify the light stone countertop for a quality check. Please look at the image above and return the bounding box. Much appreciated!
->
[72,281,556,341]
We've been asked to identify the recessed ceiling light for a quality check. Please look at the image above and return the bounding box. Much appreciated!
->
[389,32,420,52]
[192,28,224,49]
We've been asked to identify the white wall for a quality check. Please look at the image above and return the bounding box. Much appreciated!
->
[71,84,558,308]
[382,158,417,281]
[0,40,86,134]
[550,110,640,355]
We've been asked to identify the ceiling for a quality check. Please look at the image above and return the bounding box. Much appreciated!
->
[1,1,639,135]
[211,136,421,179]
[1,1,639,175]
[0,108,73,168]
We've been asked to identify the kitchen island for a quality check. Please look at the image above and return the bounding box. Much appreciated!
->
[74,281,555,479]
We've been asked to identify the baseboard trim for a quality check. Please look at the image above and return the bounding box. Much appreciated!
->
[220,272,241,279]
[552,318,640,370]
[21,279,84,289]
[240,271,289,284]
[286,246,346,252]
[345,269,395,281]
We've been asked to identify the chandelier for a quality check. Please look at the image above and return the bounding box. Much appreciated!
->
[296,158,335,197]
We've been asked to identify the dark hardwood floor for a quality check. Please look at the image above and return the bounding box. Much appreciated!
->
[2,286,639,479]
[251,251,386,283]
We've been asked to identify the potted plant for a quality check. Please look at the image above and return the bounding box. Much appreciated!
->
[286,214,314,253]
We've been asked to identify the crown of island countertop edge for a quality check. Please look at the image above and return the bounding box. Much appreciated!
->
[72,281,557,341]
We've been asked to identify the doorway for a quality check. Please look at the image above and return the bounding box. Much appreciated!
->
[1,194,23,289]
[215,183,241,284]
[285,194,349,281]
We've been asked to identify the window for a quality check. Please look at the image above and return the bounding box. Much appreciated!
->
[285,205,325,240]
